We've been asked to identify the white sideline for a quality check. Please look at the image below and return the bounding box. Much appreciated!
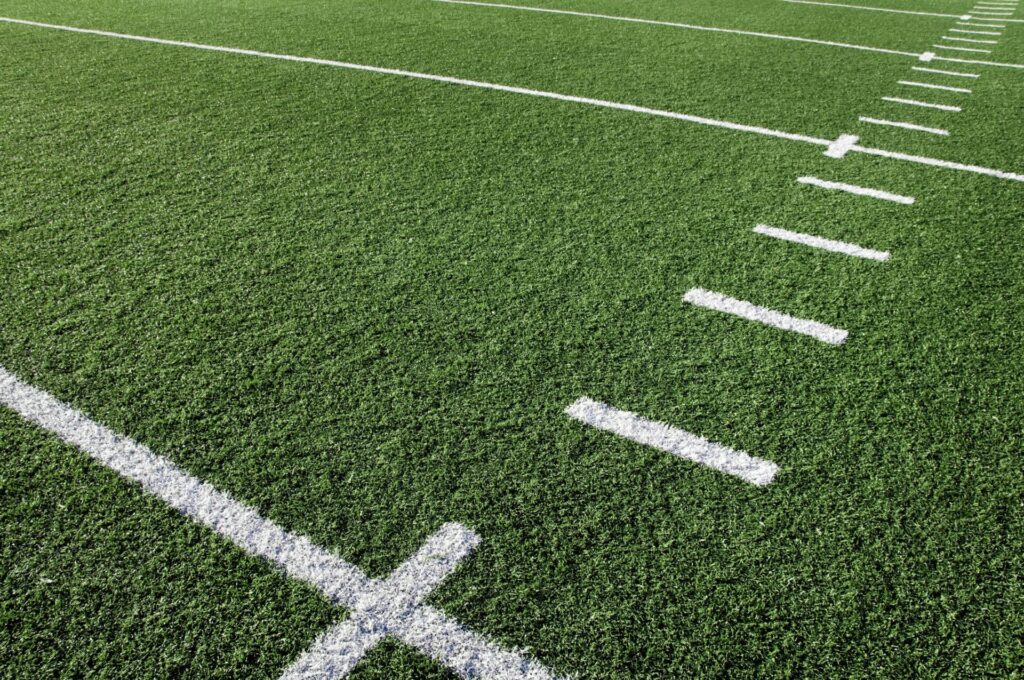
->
[941,36,999,44]
[858,116,949,136]
[683,287,849,345]
[783,0,1024,22]
[753,223,891,260]
[3,16,1024,183]
[431,0,920,56]
[0,365,559,680]
[897,79,972,92]
[935,44,992,53]
[797,176,915,204]
[565,397,778,485]
[882,96,961,111]
[911,66,979,77]
[948,28,1002,35]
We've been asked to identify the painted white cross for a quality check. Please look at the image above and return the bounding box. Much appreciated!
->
[0,365,559,679]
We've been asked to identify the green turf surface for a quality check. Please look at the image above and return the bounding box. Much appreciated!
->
[1,0,1023,677]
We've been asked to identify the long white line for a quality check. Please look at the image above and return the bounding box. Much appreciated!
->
[858,115,949,136]
[948,28,1002,35]
[3,16,1024,183]
[957,21,1007,26]
[753,223,891,260]
[911,65,980,77]
[785,0,1024,22]
[0,365,559,680]
[941,35,999,43]
[430,0,919,56]
[935,43,992,53]
[565,397,778,485]
[897,79,972,92]
[882,96,962,111]
[783,0,969,18]
[683,287,849,345]
[797,175,915,204]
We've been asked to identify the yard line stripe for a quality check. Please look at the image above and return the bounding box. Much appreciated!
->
[0,16,829,147]
[882,96,962,111]
[957,21,1007,26]
[753,223,891,260]
[565,397,778,485]
[933,54,1021,68]
[851,143,1024,181]
[4,17,1024,183]
[941,35,999,43]
[784,0,1024,21]
[0,365,560,680]
[797,175,915,204]
[949,28,1002,35]
[783,0,971,19]
[859,115,949,136]
[911,65,980,77]
[430,0,920,56]
[683,287,849,345]
[935,43,993,53]
[898,79,973,92]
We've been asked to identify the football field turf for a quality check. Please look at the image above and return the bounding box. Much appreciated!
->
[1,0,1023,676]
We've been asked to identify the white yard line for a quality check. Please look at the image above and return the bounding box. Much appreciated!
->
[934,43,993,53]
[911,65,980,77]
[430,0,920,56]
[0,365,559,680]
[957,21,1007,26]
[3,16,1024,183]
[897,79,973,92]
[683,287,849,345]
[941,35,999,43]
[797,175,915,204]
[565,397,778,485]
[753,223,891,260]
[882,96,962,111]
[858,115,949,136]
[783,0,1024,21]
[948,28,1002,35]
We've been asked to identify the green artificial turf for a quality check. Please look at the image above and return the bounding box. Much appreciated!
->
[1,0,1022,677]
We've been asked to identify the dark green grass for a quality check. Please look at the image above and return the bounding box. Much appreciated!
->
[1,1,1023,677]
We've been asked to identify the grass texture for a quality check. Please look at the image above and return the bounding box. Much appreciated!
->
[1,0,1022,677]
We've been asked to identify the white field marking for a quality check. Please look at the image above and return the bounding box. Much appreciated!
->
[0,365,560,680]
[564,397,778,485]
[949,28,1003,35]
[797,175,915,204]
[941,35,999,43]
[784,0,1024,21]
[911,65,980,77]
[957,21,1007,27]
[882,96,962,111]
[430,0,921,56]
[935,43,993,53]
[4,17,1024,182]
[782,0,971,19]
[824,133,860,158]
[933,54,1021,68]
[858,116,949,136]
[753,223,890,260]
[897,79,973,92]
[683,287,849,345]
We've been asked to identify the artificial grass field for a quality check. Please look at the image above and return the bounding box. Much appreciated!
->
[1,0,1023,676]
